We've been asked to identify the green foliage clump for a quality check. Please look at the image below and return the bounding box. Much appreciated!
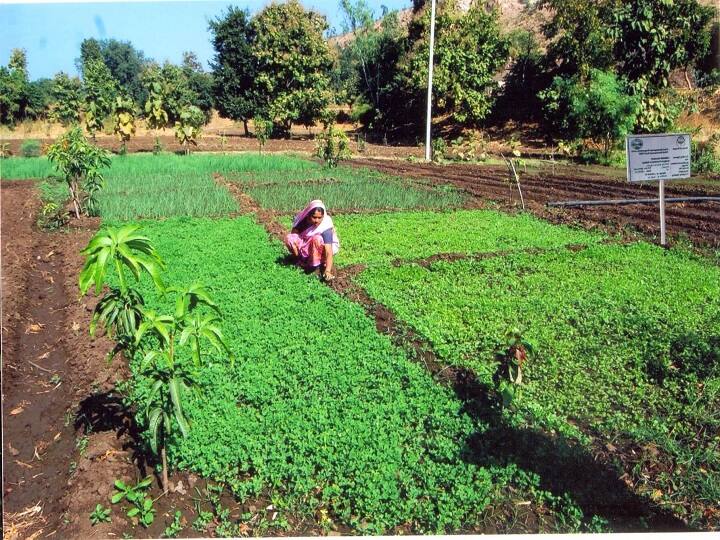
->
[253,117,272,153]
[89,503,111,525]
[82,57,118,137]
[209,7,257,136]
[113,94,136,151]
[540,69,640,156]
[119,216,585,533]
[402,1,509,125]
[314,124,351,168]
[0,49,31,127]
[20,138,42,157]
[174,105,205,152]
[691,134,720,175]
[331,210,604,267]
[250,0,334,134]
[50,72,83,126]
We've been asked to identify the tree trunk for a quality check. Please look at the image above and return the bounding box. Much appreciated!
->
[70,180,81,219]
[243,119,249,137]
[713,1,720,70]
[161,446,169,494]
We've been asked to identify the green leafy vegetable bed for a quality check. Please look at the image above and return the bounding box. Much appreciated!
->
[124,217,586,533]
[357,243,720,522]
[325,210,604,266]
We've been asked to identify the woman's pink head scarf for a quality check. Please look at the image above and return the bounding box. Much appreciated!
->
[292,199,340,253]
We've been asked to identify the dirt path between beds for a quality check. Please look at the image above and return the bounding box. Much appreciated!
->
[1,181,139,539]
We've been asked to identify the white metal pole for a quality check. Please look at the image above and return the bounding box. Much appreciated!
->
[425,0,437,162]
[659,179,666,246]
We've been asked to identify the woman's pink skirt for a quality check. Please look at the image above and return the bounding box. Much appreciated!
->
[284,233,325,269]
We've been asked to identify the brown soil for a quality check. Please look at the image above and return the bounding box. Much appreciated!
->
[3,133,424,161]
[351,158,720,247]
[1,181,131,539]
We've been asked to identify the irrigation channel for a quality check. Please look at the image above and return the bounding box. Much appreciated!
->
[352,159,720,247]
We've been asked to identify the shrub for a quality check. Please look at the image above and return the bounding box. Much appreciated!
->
[20,138,42,157]
[540,69,640,156]
[314,124,350,168]
[253,117,272,154]
[691,134,720,175]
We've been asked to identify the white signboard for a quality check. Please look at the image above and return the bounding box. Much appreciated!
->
[626,133,691,182]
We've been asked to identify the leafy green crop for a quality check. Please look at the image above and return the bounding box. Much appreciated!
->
[119,216,588,533]
[313,210,604,267]
[357,242,720,524]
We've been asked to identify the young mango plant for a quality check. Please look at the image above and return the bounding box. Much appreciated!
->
[46,127,111,219]
[133,283,233,493]
[174,105,204,155]
[315,124,351,168]
[113,94,136,155]
[493,328,534,409]
[79,224,165,363]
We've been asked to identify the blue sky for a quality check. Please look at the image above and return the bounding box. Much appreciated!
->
[0,0,412,80]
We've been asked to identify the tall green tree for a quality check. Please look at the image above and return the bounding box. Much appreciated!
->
[0,49,30,126]
[101,39,148,104]
[25,78,54,120]
[78,38,149,104]
[181,52,214,123]
[336,1,407,129]
[391,0,509,128]
[251,0,333,134]
[209,7,257,135]
[50,72,83,126]
[539,0,615,80]
[610,0,714,90]
[82,58,118,138]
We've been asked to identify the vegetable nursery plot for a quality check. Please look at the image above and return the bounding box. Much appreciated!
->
[246,177,465,212]
[323,210,605,267]
[1,156,55,179]
[357,243,720,522]
[122,216,588,533]
[98,171,237,221]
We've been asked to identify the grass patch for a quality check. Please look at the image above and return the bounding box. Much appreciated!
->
[357,242,720,526]
[99,171,237,221]
[310,210,604,267]
[120,216,591,534]
[248,179,465,212]
[1,156,54,179]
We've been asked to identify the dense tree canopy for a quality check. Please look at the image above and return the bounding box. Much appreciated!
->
[209,7,257,134]
[82,58,118,136]
[78,38,148,105]
[251,0,334,134]
[0,49,30,126]
[50,72,83,126]
[400,1,509,125]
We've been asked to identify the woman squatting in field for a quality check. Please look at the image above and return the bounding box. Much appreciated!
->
[284,199,340,282]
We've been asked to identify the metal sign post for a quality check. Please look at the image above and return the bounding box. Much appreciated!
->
[424,0,437,162]
[659,179,666,245]
[626,133,691,246]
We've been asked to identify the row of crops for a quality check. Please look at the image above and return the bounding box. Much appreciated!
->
[3,153,719,532]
